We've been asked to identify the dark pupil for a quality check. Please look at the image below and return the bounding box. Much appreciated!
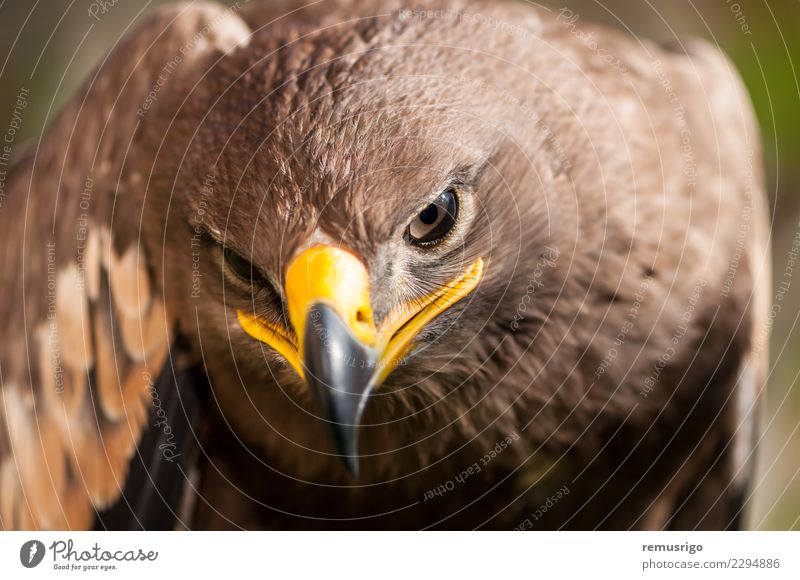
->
[405,189,458,247]
[419,204,440,225]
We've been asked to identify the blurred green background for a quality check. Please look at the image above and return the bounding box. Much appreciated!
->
[0,0,797,529]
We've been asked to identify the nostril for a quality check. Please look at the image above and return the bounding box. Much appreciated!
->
[355,308,370,325]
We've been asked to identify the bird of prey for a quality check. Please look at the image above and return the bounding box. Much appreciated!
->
[0,0,770,530]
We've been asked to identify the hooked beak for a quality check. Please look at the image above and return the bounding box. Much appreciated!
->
[237,245,484,475]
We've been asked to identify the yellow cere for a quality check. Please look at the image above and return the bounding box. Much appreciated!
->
[237,244,485,387]
[284,245,377,350]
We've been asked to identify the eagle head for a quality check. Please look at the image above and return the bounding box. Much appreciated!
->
[142,16,555,479]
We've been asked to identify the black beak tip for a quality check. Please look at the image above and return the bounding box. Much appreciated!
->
[326,420,361,477]
[342,454,359,477]
[303,302,376,479]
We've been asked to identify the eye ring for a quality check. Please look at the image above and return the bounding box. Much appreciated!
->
[404,188,459,247]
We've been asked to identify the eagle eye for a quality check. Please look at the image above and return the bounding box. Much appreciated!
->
[405,188,459,247]
[223,246,266,285]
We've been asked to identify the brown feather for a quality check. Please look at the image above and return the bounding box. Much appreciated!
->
[117,298,170,363]
[64,486,95,531]
[38,325,85,420]
[28,419,68,529]
[0,460,17,530]
[55,263,94,371]
[92,319,128,423]
[0,1,251,530]
[0,0,770,531]
[109,246,152,320]
[84,228,102,301]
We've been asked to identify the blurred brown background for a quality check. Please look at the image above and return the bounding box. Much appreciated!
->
[0,0,797,529]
